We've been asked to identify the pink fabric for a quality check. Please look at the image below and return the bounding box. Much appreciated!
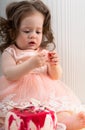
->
[0,45,81,117]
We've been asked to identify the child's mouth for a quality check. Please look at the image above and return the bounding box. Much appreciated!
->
[29,42,35,46]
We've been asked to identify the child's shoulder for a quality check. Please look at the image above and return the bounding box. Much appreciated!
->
[2,44,17,56]
[4,44,15,51]
[4,44,20,52]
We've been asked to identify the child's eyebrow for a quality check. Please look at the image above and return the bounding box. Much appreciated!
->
[20,27,43,30]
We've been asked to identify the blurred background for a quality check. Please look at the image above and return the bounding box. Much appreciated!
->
[0,0,85,103]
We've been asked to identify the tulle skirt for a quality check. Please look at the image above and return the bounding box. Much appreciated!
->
[0,72,82,117]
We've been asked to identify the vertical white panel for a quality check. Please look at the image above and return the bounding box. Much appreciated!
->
[56,0,85,103]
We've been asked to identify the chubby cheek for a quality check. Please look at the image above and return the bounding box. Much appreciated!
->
[16,36,27,48]
[38,35,42,45]
[20,34,28,42]
[21,37,28,44]
[15,32,26,48]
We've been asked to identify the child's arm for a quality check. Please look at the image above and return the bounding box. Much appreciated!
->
[1,51,46,81]
[47,64,62,80]
[47,51,62,80]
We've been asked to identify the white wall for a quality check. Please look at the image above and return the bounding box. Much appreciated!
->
[0,0,85,103]
[56,0,85,103]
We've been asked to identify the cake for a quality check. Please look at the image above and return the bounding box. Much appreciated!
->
[5,106,57,130]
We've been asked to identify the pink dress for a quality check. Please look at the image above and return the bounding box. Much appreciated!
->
[0,45,82,118]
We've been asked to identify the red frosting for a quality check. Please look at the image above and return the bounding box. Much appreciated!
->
[8,107,56,130]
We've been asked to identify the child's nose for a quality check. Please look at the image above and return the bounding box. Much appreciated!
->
[29,31,37,39]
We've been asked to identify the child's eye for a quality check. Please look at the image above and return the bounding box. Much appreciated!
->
[23,30,30,33]
[36,31,41,34]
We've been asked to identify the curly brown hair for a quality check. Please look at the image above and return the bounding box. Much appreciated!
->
[0,0,56,52]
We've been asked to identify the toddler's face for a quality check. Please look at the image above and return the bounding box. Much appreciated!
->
[15,10,44,50]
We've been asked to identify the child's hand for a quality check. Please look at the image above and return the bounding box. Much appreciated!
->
[29,52,47,69]
[48,51,60,65]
